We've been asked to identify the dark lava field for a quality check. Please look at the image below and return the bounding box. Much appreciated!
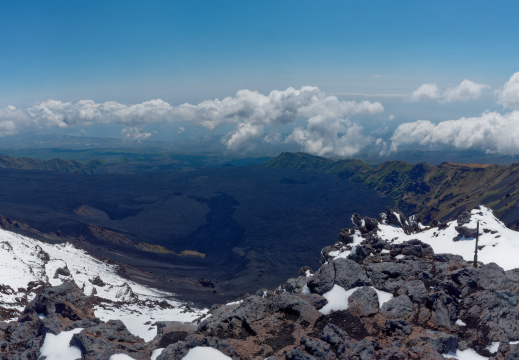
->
[0,163,392,305]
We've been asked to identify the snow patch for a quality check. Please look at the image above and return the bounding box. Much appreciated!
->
[443,348,489,359]
[110,355,137,360]
[182,346,232,360]
[320,285,393,315]
[456,319,466,326]
[40,328,83,360]
[152,348,165,360]
[486,342,500,353]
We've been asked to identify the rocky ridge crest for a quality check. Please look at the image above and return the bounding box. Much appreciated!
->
[2,207,519,359]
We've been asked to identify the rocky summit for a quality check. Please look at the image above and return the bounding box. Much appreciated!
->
[3,206,519,359]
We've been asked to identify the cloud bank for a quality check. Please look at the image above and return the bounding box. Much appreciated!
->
[498,72,519,108]
[390,110,519,155]
[391,72,519,155]
[0,87,384,156]
[410,79,490,103]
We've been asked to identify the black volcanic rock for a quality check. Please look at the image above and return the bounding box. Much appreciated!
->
[347,287,379,317]
[6,206,519,359]
[70,320,148,360]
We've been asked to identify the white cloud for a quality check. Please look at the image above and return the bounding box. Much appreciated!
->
[263,132,282,144]
[442,79,490,103]
[7,86,385,155]
[390,110,519,155]
[121,126,152,141]
[498,72,519,108]
[410,83,441,102]
[287,118,368,157]
[27,99,173,128]
[0,105,31,136]
[410,80,489,103]
[223,123,263,152]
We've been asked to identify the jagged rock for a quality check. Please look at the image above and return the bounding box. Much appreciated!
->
[385,208,416,234]
[148,321,197,349]
[380,294,414,320]
[300,337,333,359]
[459,290,519,343]
[455,225,479,239]
[347,287,379,317]
[332,258,371,290]
[307,263,335,295]
[383,319,412,335]
[457,211,472,225]
[299,266,314,277]
[89,275,106,287]
[20,281,95,328]
[397,279,427,302]
[53,265,71,278]
[365,262,410,286]
[302,294,327,310]
[390,239,434,258]
[285,276,311,294]
[337,228,354,244]
[70,319,148,360]
[426,291,457,330]
[346,244,371,263]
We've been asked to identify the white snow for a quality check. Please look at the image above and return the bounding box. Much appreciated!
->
[486,342,500,353]
[0,227,205,338]
[320,285,358,315]
[152,348,165,360]
[456,319,466,326]
[395,254,405,259]
[182,346,232,360]
[39,328,83,360]
[301,284,311,295]
[332,206,519,271]
[372,288,393,305]
[320,285,393,315]
[110,355,137,360]
[443,348,489,359]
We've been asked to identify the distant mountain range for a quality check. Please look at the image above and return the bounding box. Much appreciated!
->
[267,152,519,229]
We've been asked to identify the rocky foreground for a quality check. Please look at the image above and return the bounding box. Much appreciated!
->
[3,207,519,359]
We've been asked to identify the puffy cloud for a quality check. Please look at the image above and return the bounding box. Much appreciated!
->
[285,100,383,156]
[410,80,489,103]
[410,83,441,102]
[0,105,31,136]
[121,126,152,141]
[18,86,384,154]
[223,123,263,152]
[498,72,519,108]
[287,118,368,157]
[27,99,173,128]
[442,80,490,103]
[390,110,519,155]
[263,132,282,144]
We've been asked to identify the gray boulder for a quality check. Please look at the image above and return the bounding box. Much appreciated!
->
[347,287,379,317]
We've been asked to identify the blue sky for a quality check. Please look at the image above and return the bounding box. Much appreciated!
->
[2,1,519,157]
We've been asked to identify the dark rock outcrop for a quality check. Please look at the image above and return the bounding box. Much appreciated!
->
[70,320,149,360]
